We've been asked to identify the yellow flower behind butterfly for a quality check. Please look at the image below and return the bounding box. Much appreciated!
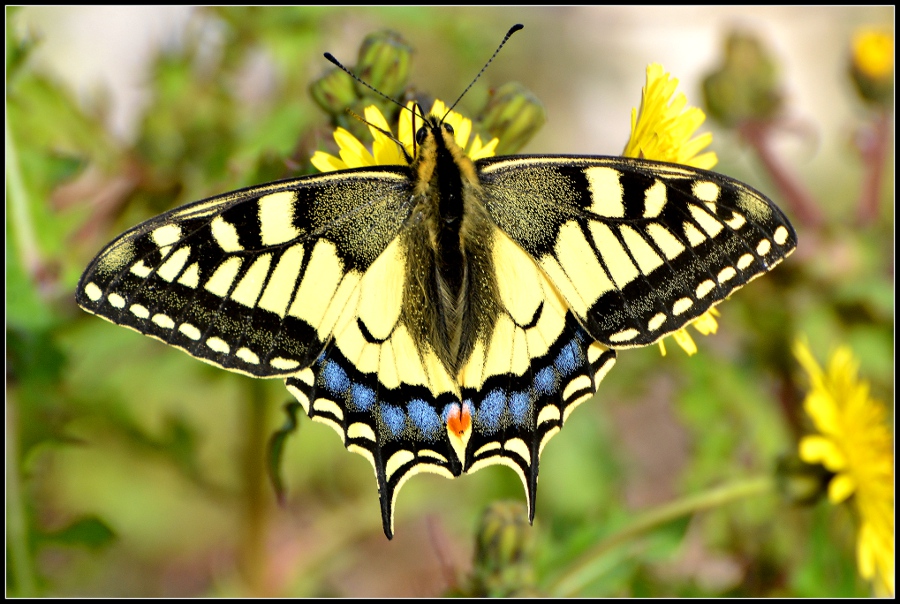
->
[794,340,894,596]
[624,63,721,356]
[851,28,894,81]
[311,100,499,173]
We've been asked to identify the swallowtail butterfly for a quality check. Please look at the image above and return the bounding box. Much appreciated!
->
[76,25,797,538]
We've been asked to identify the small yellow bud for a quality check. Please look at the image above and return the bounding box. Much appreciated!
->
[850,29,893,106]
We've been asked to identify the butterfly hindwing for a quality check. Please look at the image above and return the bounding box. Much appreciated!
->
[282,229,466,538]
[285,339,463,539]
[458,226,616,521]
[478,156,797,347]
[280,217,620,537]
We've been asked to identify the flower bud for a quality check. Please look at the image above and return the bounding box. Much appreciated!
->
[849,29,893,107]
[479,82,545,155]
[775,453,834,506]
[309,67,358,115]
[469,501,536,597]
[702,30,783,127]
[356,30,413,100]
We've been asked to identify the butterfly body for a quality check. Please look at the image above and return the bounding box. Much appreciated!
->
[77,109,795,538]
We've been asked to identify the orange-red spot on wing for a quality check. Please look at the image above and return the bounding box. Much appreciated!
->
[446,403,471,437]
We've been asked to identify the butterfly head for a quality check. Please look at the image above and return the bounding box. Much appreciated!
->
[412,113,476,192]
[414,113,456,147]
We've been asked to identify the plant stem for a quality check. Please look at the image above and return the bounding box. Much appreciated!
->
[6,392,38,596]
[855,109,891,225]
[739,120,824,229]
[238,380,271,595]
[550,475,775,596]
[6,113,44,284]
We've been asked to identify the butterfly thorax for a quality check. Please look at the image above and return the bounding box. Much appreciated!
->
[405,116,500,376]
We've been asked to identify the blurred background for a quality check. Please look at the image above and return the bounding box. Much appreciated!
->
[7,6,893,597]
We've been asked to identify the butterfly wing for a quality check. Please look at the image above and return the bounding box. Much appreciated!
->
[283,232,464,539]
[457,226,616,522]
[275,195,616,538]
[77,168,415,377]
[477,155,797,347]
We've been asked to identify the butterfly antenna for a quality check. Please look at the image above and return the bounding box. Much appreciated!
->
[323,52,420,121]
[442,23,523,121]
[323,52,422,162]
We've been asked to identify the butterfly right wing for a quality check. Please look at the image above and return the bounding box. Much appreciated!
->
[456,226,617,523]
[477,155,797,348]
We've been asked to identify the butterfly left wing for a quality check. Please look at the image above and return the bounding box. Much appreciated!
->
[282,233,466,539]
[76,168,475,539]
[76,169,415,378]
[477,155,797,348]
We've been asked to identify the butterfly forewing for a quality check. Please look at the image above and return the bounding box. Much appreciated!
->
[77,168,414,378]
[478,155,797,348]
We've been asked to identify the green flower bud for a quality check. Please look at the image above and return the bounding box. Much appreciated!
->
[702,30,783,127]
[469,501,536,597]
[356,30,413,100]
[309,67,358,116]
[479,82,546,155]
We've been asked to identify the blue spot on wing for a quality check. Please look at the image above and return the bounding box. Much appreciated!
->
[350,383,376,411]
[380,404,405,437]
[322,360,351,395]
[407,399,441,439]
[509,391,531,426]
[554,339,582,376]
[534,366,558,395]
[476,389,506,433]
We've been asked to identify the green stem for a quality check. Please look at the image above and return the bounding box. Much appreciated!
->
[6,391,38,596]
[5,113,43,280]
[238,380,271,595]
[550,475,775,596]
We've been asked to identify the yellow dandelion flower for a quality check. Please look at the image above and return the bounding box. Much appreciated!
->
[793,339,894,596]
[311,100,499,173]
[623,63,718,170]
[624,64,720,355]
[657,309,719,357]
[852,29,894,81]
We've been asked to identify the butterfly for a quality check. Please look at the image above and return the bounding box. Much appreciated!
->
[76,27,797,539]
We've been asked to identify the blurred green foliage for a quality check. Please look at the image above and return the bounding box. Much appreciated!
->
[6,6,893,597]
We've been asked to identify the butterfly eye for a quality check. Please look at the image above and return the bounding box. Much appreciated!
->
[443,123,455,136]
[415,127,428,145]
